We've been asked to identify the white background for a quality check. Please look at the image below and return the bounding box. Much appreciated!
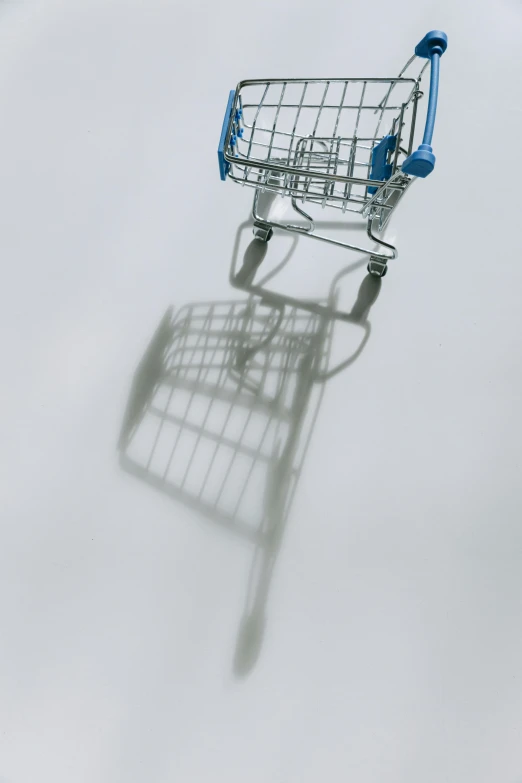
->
[1,1,521,781]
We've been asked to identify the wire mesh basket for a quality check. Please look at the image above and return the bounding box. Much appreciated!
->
[222,78,418,208]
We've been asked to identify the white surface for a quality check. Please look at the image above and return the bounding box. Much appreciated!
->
[1,1,522,782]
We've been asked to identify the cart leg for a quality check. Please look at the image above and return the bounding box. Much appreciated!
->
[365,216,396,278]
[252,190,274,242]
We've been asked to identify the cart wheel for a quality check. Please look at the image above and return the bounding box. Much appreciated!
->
[253,224,273,243]
[367,262,388,278]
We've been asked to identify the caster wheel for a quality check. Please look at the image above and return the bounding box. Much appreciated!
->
[367,262,387,278]
[253,225,273,242]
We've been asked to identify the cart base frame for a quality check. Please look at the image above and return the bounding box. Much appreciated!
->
[250,170,414,278]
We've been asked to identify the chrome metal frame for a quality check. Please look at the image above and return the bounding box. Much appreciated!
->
[222,56,429,276]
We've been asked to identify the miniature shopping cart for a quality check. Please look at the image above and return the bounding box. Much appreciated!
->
[217,30,448,277]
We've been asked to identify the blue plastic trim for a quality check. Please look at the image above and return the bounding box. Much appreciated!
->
[415,30,448,58]
[402,30,447,178]
[218,90,236,181]
[368,135,397,195]
[402,144,435,177]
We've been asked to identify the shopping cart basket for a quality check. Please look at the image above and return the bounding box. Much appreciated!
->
[217,30,448,277]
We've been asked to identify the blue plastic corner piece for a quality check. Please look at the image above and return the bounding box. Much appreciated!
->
[402,143,436,178]
[218,90,236,181]
[368,135,397,195]
[415,30,448,58]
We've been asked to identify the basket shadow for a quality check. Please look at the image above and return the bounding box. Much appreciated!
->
[117,244,382,678]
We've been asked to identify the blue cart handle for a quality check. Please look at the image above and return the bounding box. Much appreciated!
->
[402,30,448,178]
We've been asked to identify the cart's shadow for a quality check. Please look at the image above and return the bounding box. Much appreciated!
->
[118,224,382,678]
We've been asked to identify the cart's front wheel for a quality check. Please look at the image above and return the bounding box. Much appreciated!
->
[367,259,388,278]
[253,223,273,243]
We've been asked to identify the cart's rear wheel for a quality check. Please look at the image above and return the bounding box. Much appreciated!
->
[253,224,273,243]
